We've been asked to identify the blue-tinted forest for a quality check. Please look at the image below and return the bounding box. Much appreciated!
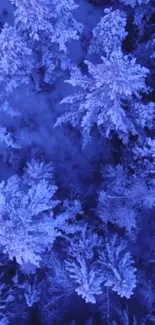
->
[0,0,155,324]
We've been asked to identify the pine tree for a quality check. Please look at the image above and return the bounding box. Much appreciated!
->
[55,49,149,145]
[0,160,59,265]
[120,0,151,7]
[0,23,34,93]
[99,234,136,298]
[10,0,54,40]
[88,8,127,57]
[65,227,103,303]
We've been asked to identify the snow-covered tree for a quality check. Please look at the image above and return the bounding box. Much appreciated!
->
[98,164,155,233]
[39,252,74,325]
[98,191,137,236]
[0,159,85,265]
[131,2,155,44]
[133,101,155,129]
[120,0,151,7]
[65,227,103,303]
[0,160,59,265]
[0,101,21,149]
[99,234,136,298]
[48,0,83,53]
[55,49,149,144]
[133,3,153,27]
[138,272,155,312]
[10,0,54,41]
[37,44,72,86]
[38,0,82,86]
[88,8,127,57]
[0,0,154,321]
[10,0,83,88]
[55,199,83,235]
[132,137,155,182]
[0,23,34,93]
[11,0,83,46]
[24,159,54,183]
[66,228,136,301]
[66,254,103,303]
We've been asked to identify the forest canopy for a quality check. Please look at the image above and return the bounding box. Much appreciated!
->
[0,0,155,324]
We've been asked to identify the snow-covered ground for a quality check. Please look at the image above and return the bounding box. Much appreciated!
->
[0,0,14,25]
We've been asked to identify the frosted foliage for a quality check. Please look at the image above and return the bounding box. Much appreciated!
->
[0,101,21,117]
[54,199,83,235]
[39,46,56,84]
[133,4,152,27]
[99,235,136,298]
[138,274,155,311]
[0,160,59,265]
[133,138,155,178]
[49,0,83,53]
[67,226,102,260]
[0,24,33,93]
[65,228,103,303]
[147,37,155,59]
[99,190,137,234]
[86,52,148,98]
[51,18,82,53]
[66,255,103,303]
[52,200,83,235]
[0,128,20,149]
[0,102,21,147]
[24,282,40,307]
[51,0,78,13]
[42,253,74,314]
[98,165,155,232]
[89,8,127,56]
[25,159,54,183]
[10,0,53,40]
[133,102,155,129]
[65,230,136,301]
[39,45,72,85]
[133,138,155,163]
[133,35,155,67]
[98,165,137,233]
[120,0,151,7]
[56,50,149,144]
[11,0,83,50]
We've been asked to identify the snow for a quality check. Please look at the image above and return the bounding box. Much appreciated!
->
[0,0,14,25]
[0,0,112,186]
